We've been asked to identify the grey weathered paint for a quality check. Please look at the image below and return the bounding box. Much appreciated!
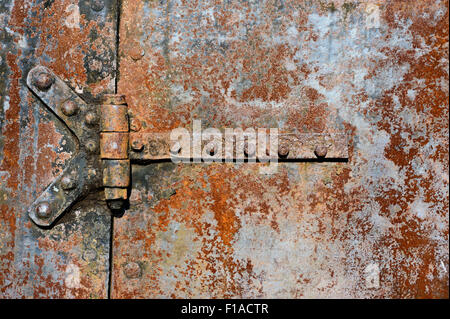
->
[113,0,448,298]
[1,0,448,299]
[0,0,118,298]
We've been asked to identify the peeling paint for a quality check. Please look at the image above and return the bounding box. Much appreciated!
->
[1,0,448,299]
[0,0,117,298]
[112,0,449,299]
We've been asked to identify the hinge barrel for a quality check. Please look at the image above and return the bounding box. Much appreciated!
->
[99,95,130,211]
[26,66,349,227]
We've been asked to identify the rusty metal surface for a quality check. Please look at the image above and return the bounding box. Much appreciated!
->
[26,66,103,227]
[100,104,128,132]
[100,132,129,159]
[0,0,118,298]
[112,0,449,298]
[103,160,130,188]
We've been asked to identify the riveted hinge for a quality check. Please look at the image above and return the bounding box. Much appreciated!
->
[27,66,349,227]
[27,66,103,227]
[99,95,130,211]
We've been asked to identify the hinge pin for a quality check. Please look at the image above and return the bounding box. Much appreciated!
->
[61,100,78,116]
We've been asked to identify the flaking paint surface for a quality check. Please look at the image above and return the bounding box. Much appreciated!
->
[0,0,117,298]
[113,0,449,298]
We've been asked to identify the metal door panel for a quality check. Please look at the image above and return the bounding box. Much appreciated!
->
[112,1,448,298]
[0,0,447,300]
[0,0,118,298]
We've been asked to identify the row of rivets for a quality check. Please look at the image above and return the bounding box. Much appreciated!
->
[31,68,99,220]
[163,143,328,158]
[60,100,99,132]
[32,69,99,128]
[61,101,98,154]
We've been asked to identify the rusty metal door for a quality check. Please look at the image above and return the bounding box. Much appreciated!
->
[0,0,118,298]
[1,0,449,299]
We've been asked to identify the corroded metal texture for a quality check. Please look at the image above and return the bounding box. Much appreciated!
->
[0,0,118,298]
[26,66,103,227]
[100,94,129,208]
[103,159,130,188]
[100,103,128,132]
[128,132,349,160]
[113,0,449,298]
[100,132,129,159]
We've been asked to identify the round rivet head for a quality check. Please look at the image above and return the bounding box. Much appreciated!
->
[90,0,104,11]
[130,118,142,132]
[36,202,51,219]
[61,100,78,116]
[85,112,98,125]
[314,145,328,158]
[85,140,97,153]
[123,262,142,279]
[131,140,144,152]
[87,168,98,179]
[61,175,75,190]
[32,70,54,91]
[278,144,289,157]
[103,94,126,105]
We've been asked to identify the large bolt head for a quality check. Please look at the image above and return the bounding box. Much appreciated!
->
[61,100,78,116]
[130,118,142,132]
[36,202,51,219]
[32,70,54,91]
[129,46,145,61]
